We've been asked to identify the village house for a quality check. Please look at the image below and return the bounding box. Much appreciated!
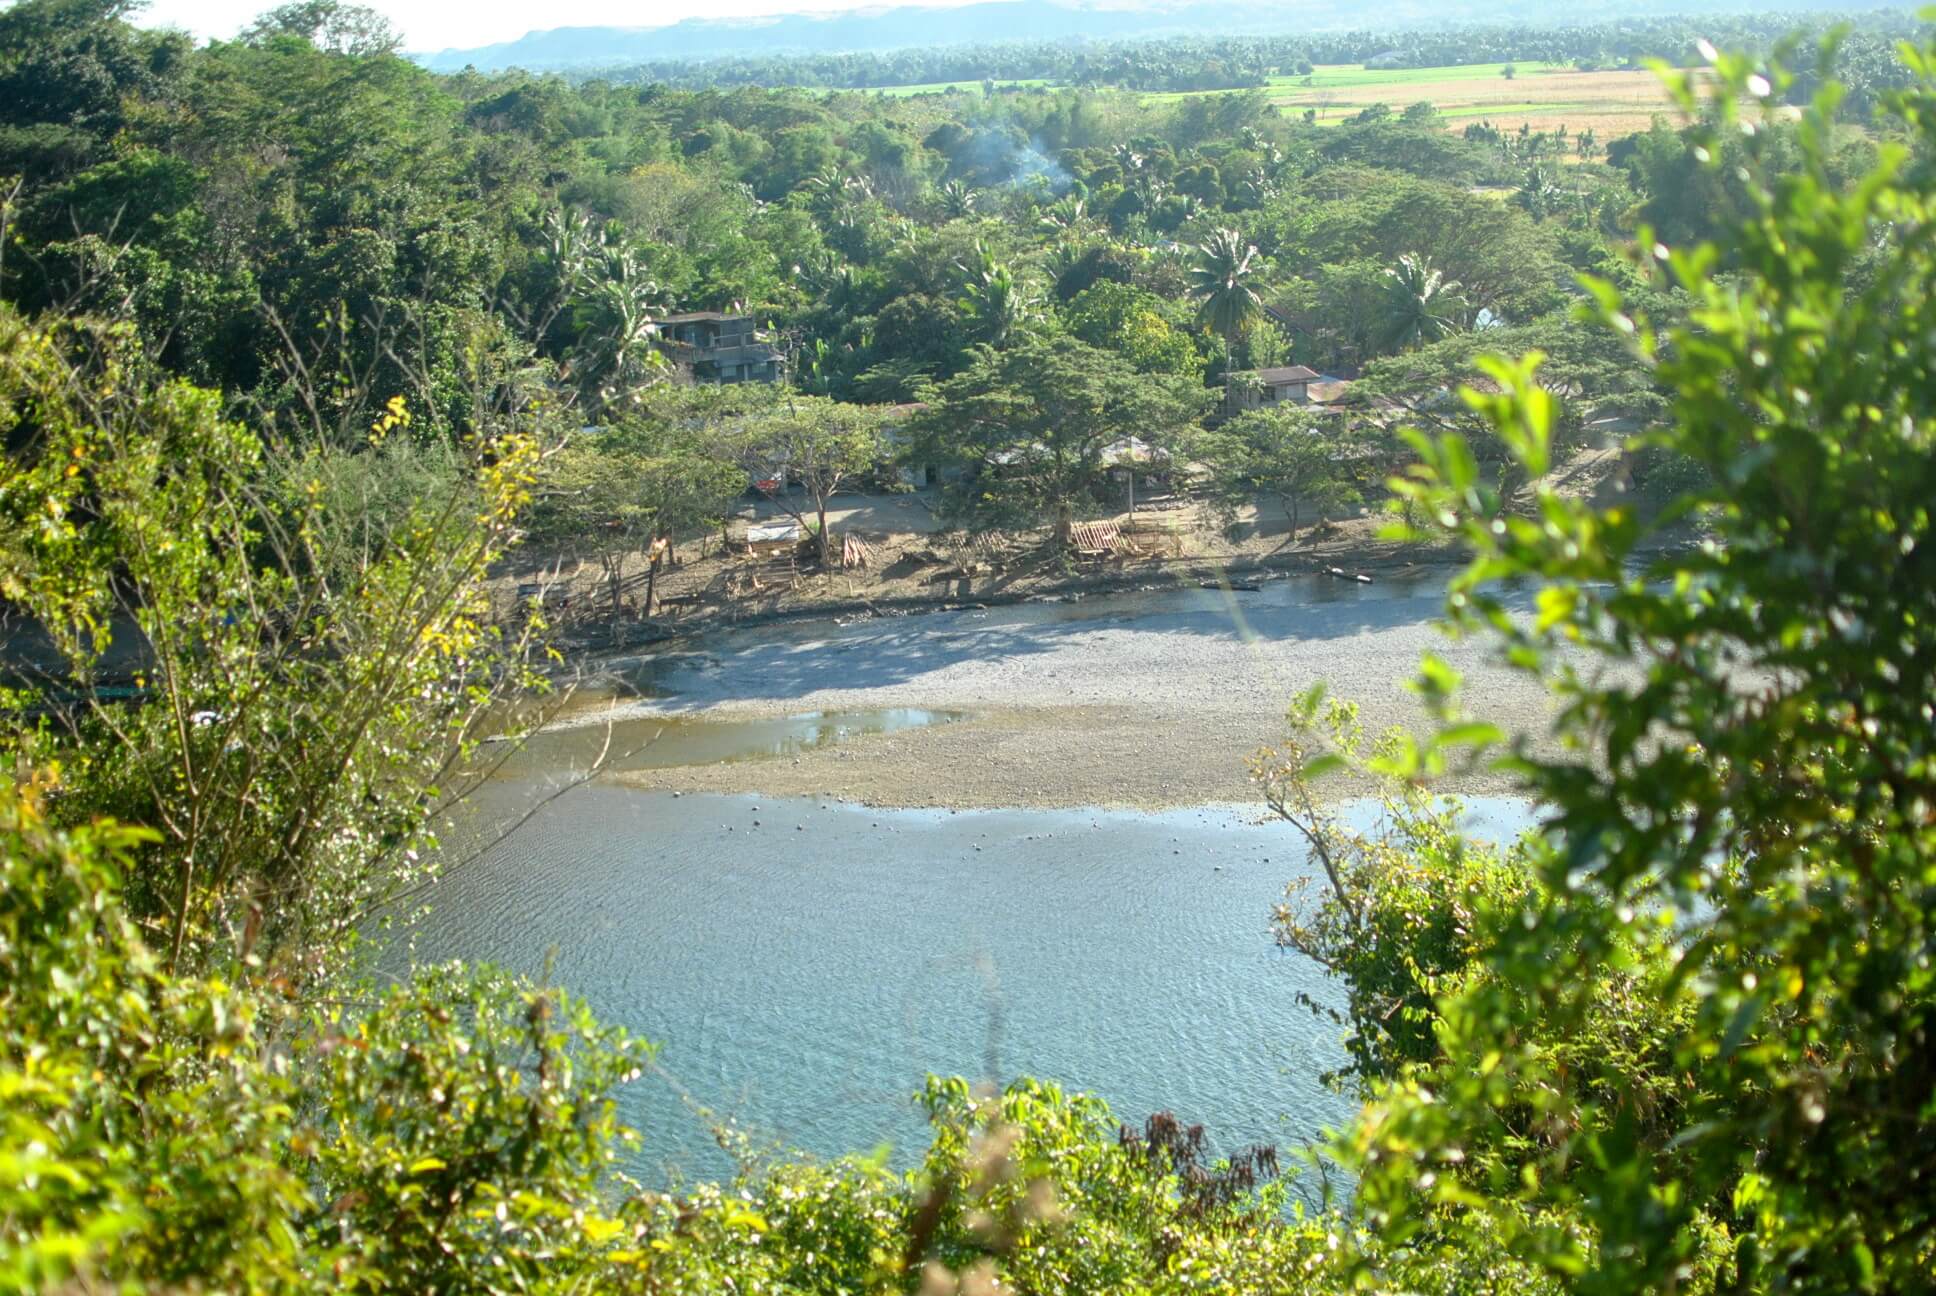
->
[881,403,968,489]
[654,311,787,384]
[1223,364,1321,418]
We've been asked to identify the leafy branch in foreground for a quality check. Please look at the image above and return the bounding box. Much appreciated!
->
[0,304,557,983]
[1328,34,1936,1292]
[1251,685,1526,1088]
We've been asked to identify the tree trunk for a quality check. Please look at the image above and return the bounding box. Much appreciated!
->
[817,497,832,565]
[603,553,625,628]
[644,551,659,618]
[1055,501,1072,549]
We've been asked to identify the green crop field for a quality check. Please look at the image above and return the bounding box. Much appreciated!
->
[1269,62,1687,141]
[1150,61,1689,141]
[868,77,1050,96]
[1268,60,1554,90]
[851,59,1685,142]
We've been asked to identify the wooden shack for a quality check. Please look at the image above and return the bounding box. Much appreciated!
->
[743,519,802,555]
[1067,520,1122,559]
[1120,515,1185,558]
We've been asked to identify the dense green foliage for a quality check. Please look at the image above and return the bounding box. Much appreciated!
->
[0,0,1765,421]
[492,11,1932,102]
[1264,37,1936,1292]
[0,782,655,1291]
[6,0,1827,546]
[2,4,1934,1293]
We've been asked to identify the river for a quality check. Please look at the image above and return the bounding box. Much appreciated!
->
[397,580,1539,1197]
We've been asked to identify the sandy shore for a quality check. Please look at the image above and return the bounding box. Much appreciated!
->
[576,583,1559,811]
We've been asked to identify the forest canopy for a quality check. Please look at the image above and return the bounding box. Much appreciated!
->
[1,2,1933,1292]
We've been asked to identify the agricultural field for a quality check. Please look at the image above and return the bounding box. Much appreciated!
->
[861,60,1688,141]
[1164,61,1693,142]
[869,77,1050,96]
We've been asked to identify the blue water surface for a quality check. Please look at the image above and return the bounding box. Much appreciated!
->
[397,782,1534,1197]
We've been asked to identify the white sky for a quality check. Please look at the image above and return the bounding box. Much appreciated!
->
[134,0,982,53]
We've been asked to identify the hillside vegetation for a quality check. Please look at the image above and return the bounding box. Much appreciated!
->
[2,2,1934,1292]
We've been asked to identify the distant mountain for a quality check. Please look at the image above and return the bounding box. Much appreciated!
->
[414,0,1894,73]
[415,0,1327,72]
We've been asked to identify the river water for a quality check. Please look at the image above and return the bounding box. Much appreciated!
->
[398,579,1537,1195]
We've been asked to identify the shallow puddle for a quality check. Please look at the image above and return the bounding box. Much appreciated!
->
[489,706,965,778]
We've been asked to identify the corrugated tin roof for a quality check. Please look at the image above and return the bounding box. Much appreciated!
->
[747,520,801,544]
[1068,520,1120,553]
[1099,436,1169,467]
[1252,365,1320,384]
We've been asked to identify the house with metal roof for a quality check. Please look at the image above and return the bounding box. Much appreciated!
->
[654,312,786,384]
[1223,364,1321,418]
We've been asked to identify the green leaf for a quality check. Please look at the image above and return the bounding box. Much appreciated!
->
[1436,722,1504,750]
[1300,753,1346,782]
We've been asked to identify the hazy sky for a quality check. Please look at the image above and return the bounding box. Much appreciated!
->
[136,0,979,52]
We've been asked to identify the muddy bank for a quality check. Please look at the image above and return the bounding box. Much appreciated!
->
[569,580,1561,810]
[510,505,1466,650]
[606,703,1530,810]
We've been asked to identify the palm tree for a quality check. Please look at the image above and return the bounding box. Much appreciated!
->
[953,242,1039,348]
[1037,195,1088,233]
[1377,253,1469,354]
[959,261,1035,348]
[1514,166,1566,219]
[802,167,850,215]
[1189,228,1265,352]
[541,209,671,411]
[803,168,873,217]
[938,180,980,220]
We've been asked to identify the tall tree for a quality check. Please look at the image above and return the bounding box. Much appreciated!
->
[532,427,741,621]
[1191,407,1375,543]
[1376,251,1468,354]
[1188,227,1265,351]
[240,1,402,56]
[909,334,1209,545]
[735,397,886,565]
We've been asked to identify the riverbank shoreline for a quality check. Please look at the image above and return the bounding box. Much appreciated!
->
[532,575,1562,813]
[599,702,1529,811]
[516,506,1469,655]
[543,540,1468,657]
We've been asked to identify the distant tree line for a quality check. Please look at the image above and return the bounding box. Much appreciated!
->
[569,10,1932,106]
[5,19,1935,1290]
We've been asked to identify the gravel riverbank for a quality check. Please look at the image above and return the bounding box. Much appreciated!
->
[565,581,1561,810]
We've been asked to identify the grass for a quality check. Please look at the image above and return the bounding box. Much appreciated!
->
[1269,60,1555,90]
[867,78,1050,96]
[1261,62,1687,140]
[850,59,1687,143]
